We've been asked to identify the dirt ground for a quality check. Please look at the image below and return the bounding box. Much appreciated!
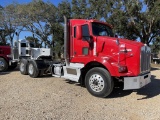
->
[0,67,160,120]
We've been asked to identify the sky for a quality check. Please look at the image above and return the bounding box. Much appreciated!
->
[0,0,147,43]
[0,0,64,42]
[0,0,61,7]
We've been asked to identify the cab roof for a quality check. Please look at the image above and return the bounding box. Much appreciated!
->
[69,19,113,28]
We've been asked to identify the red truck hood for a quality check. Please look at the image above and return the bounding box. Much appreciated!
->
[0,46,11,55]
[96,36,144,47]
[117,38,144,47]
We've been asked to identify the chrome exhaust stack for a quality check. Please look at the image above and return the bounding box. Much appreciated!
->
[63,16,69,66]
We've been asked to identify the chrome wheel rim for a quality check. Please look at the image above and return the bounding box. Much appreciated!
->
[20,63,24,72]
[0,61,4,69]
[28,64,34,75]
[89,74,105,92]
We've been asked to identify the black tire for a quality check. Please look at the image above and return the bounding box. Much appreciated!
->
[85,67,114,98]
[28,60,39,78]
[19,59,28,75]
[0,58,8,72]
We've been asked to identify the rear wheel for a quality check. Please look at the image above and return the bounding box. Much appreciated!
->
[19,59,28,75]
[0,58,8,72]
[85,67,114,98]
[28,61,39,78]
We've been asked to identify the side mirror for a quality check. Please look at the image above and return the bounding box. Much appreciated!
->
[86,36,93,44]
[76,25,82,40]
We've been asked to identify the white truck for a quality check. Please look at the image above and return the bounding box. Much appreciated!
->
[12,39,52,75]
[151,53,160,64]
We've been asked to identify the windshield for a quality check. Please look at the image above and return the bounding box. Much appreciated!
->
[92,22,114,37]
[30,43,35,47]
[21,43,27,47]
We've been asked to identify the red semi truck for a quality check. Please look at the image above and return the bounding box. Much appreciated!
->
[19,17,151,97]
[0,46,17,72]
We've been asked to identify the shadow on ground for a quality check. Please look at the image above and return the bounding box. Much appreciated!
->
[65,79,133,98]
[136,75,160,100]
[151,67,160,71]
[108,87,132,98]
[108,74,160,99]
[0,66,19,75]
[65,74,160,99]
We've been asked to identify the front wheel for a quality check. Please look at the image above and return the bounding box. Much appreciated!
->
[85,67,114,98]
[0,58,8,72]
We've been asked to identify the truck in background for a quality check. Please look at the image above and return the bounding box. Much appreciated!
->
[0,45,17,72]
[18,16,151,98]
[151,53,160,64]
[0,39,52,72]
[12,39,52,75]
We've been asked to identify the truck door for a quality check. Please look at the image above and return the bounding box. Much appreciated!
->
[71,24,91,63]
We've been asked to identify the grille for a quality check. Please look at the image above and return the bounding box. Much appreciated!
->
[140,45,151,74]
[12,47,19,60]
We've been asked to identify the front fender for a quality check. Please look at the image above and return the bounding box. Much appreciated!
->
[84,57,118,76]
[98,57,118,76]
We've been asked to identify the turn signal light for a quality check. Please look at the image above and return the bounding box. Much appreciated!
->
[119,65,128,73]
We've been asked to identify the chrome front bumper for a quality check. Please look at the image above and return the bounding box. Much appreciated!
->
[123,73,151,90]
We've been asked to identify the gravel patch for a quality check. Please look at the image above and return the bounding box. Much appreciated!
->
[0,67,160,120]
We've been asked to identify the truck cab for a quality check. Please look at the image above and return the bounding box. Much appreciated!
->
[67,19,150,77]
[63,18,151,97]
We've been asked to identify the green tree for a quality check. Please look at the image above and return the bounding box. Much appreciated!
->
[151,36,160,53]
[58,0,71,20]
[50,23,64,58]
[88,0,111,19]
[107,0,160,45]
[16,0,58,48]
[26,36,41,48]
[71,0,90,19]
[71,0,160,46]
[0,4,17,45]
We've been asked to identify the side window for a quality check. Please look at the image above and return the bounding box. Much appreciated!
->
[30,43,35,47]
[82,24,90,41]
[21,43,26,47]
[74,26,76,38]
